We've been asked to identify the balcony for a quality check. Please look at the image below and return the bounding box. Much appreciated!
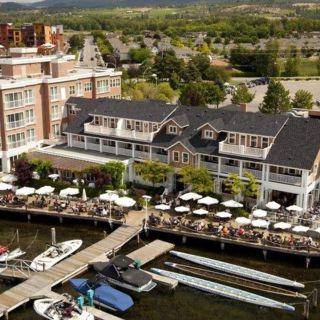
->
[6,119,25,130]
[269,172,302,186]
[8,139,26,149]
[51,113,62,121]
[102,144,116,154]
[220,164,240,175]
[25,117,35,125]
[72,140,85,149]
[4,100,24,110]
[201,161,218,172]
[84,122,154,142]
[243,168,262,180]
[135,150,150,159]
[219,141,271,160]
[152,153,168,163]
[118,147,133,157]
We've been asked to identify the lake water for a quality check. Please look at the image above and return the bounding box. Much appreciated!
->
[0,211,320,320]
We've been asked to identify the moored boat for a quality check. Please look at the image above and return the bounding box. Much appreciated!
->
[170,250,304,289]
[0,246,25,262]
[30,240,82,271]
[151,268,295,312]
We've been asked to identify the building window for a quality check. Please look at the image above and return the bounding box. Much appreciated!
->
[26,128,35,143]
[6,112,24,129]
[76,83,82,96]
[109,118,116,128]
[182,152,189,164]
[51,105,60,120]
[52,124,60,137]
[125,120,132,130]
[4,92,23,109]
[250,136,258,148]
[7,132,25,149]
[116,78,121,86]
[50,86,59,101]
[169,125,177,134]
[204,130,214,139]
[262,137,269,148]
[135,121,142,132]
[24,89,34,105]
[84,82,92,92]
[97,79,109,93]
[25,109,35,124]
[228,133,236,144]
[173,151,180,162]
[69,85,75,95]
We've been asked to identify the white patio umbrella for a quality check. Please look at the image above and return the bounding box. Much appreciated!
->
[193,208,208,216]
[251,219,269,229]
[221,200,243,208]
[48,173,60,181]
[274,222,292,230]
[115,197,136,208]
[215,211,232,219]
[1,174,17,183]
[198,196,219,206]
[179,192,202,201]
[266,201,281,210]
[99,193,119,202]
[0,182,13,191]
[175,206,190,213]
[36,186,55,195]
[16,187,35,196]
[292,225,309,233]
[286,205,303,212]
[155,204,171,211]
[82,189,87,202]
[235,217,251,226]
[32,172,40,180]
[314,227,320,233]
[252,209,267,218]
[59,188,79,197]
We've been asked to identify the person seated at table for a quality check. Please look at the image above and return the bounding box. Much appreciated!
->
[237,227,245,236]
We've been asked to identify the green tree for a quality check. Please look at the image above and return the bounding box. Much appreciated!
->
[203,66,230,84]
[13,158,33,186]
[69,34,85,50]
[242,171,259,207]
[129,47,152,63]
[179,166,213,194]
[180,82,207,106]
[180,62,201,83]
[100,161,125,189]
[205,84,226,108]
[284,46,300,77]
[190,54,211,77]
[291,89,314,110]
[154,50,184,80]
[231,85,255,105]
[259,80,291,114]
[224,173,244,197]
[134,161,173,187]
[31,159,53,179]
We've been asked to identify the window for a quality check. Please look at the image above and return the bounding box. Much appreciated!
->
[169,125,177,134]
[24,89,34,105]
[26,128,35,143]
[97,79,109,93]
[109,118,116,128]
[76,83,82,96]
[51,105,60,120]
[116,78,121,86]
[125,120,132,130]
[6,112,24,129]
[25,109,34,124]
[69,85,75,95]
[4,92,23,109]
[7,132,25,149]
[50,86,59,101]
[51,124,60,136]
[250,136,257,148]
[135,121,142,132]
[228,133,236,144]
[173,151,180,162]
[204,130,214,139]
[182,152,189,164]
[84,82,92,92]
[262,137,269,148]
[152,123,158,132]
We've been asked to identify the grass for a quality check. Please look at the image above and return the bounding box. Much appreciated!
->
[278,57,319,77]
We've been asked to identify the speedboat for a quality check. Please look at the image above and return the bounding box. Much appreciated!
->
[0,246,25,262]
[93,255,157,292]
[30,240,82,271]
[69,278,134,312]
[34,294,94,320]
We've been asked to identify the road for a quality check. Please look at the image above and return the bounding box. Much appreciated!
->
[79,36,104,68]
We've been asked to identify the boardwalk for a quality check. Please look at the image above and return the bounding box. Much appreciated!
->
[0,225,141,319]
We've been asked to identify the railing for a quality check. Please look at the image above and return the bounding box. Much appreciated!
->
[242,168,263,180]
[86,142,100,152]
[0,259,34,279]
[152,153,168,163]
[97,86,109,94]
[102,145,116,154]
[6,119,25,130]
[4,98,35,110]
[7,140,26,149]
[51,112,62,121]
[220,164,240,175]
[50,95,60,102]
[200,161,218,171]
[219,141,271,159]
[25,117,35,125]
[118,147,133,157]
[135,150,150,159]
[26,136,37,144]
[269,172,302,186]
[72,140,85,148]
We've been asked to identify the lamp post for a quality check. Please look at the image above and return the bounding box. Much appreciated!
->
[142,195,152,229]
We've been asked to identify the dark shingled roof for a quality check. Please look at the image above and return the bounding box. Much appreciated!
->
[171,114,189,127]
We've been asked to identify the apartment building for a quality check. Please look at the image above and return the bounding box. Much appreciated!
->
[0,48,122,172]
[42,97,320,211]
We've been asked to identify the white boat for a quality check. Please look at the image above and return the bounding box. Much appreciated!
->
[151,268,295,312]
[170,250,304,289]
[30,240,82,271]
[34,296,94,320]
[0,247,25,262]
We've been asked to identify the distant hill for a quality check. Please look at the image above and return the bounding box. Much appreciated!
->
[0,2,28,10]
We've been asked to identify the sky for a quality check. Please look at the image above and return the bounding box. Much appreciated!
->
[0,0,42,2]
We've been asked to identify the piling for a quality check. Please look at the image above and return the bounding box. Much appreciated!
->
[262,249,267,261]
[220,242,225,251]
[27,213,31,222]
[103,231,107,238]
[59,217,63,224]
[136,233,140,244]
[182,235,187,244]
[51,228,56,245]
[303,300,310,319]
[312,288,318,308]
[94,220,98,227]
[305,257,311,269]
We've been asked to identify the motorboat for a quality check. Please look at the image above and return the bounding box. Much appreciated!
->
[69,278,134,312]
[33,294,94,320]
[0,246,25,262]
[151,268,295,312]
[93,255,157,292]
[170,250,304,289]
[30,240,82,271]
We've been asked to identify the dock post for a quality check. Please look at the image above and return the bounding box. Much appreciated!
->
[303,300,310,319]
[94,220,98,227]
[51,228,56,245]
[103,231,107,238]
[312,289,318,308]
[112,249,115,257]
[59,216,63,224]
[27,213,31,222]
[137,233,140,244]
[4,311,8,320]
[220,242,225,251]
[109,220,113,229]
[144,228,149,237]
[182,236,187,244]
[262,249,267,261]
[305,257,311,269]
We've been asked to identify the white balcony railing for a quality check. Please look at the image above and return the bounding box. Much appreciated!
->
[220,164,240,175]
[4,100,24,109]
[6,119,25,130]
[72,140,85,148]
[51,112,62,121]
[135,150,150,159]
[26,136,36,144]
[200,161,218,172]
[152,153,168,163]
[118,148,133,157]
[102,145,116,154]
[7,140,26,149]
[219,141,271,160]
[269,172,302,186]
[25,117,35,125]
[242,168,262,180]
[86,142,100,152]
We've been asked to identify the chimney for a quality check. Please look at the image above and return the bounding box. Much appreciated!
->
[239,103,247,112]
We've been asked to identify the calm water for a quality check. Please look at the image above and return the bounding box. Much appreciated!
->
[1,211,320,320]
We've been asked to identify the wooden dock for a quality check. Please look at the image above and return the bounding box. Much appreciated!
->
[0,225,141,319]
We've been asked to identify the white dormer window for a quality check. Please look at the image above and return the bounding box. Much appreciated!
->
[204,130,214,139]
[125,120,132,130]
[169,125,178,134]
[228,133,236,144]
[173,151,180,162]
[262,137,269,148]
[250,136,257,148]
[182,152,190,164]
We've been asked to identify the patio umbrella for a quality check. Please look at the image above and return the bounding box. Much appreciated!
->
[1,174,17,183]
[155,204,171,211]
[198,196,219,206]
[36,186,55,195]
[286,205,303,212]
[193,208,208,216]
[251,219,269,229]
[100,193,119,202]
[115,197,136,208]
[266,201,281,210]
[16,187,35,196]
[292,225,309,233]
[48,174,60,181]
[314,227,320,233]
[32,172,40,180]
[215,211,232,219]
[274,222,292,230]
[252,209,267,218]
[175,206,190,213]
[82,189,87,202]
[221,200,243,208]
[59,188,79,197]
[0,182,13,191]
[180,192,202,201]
[235,217,251,226]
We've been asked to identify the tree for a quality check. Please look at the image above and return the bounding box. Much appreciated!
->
[291,89,313,110]
[180,82,207,106]
[84,166,112,189]
[231,85,255,105]
[224,173,243,197]
[154,50,184,80]
[242,172,259,207]
[100,161,125,189]
[179,166,213,194]
[129,47,152,63]
[317,56,320,76]
[69,34,84,51]
[259,80,291,114]
[284,46,300,77]
[31,159,53,179]
[134,161,173,187]
[13,158,33,186]
[203,66,230,84]
[190,54,211,77]
[205,84,226,108]
[180,62,201,83]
